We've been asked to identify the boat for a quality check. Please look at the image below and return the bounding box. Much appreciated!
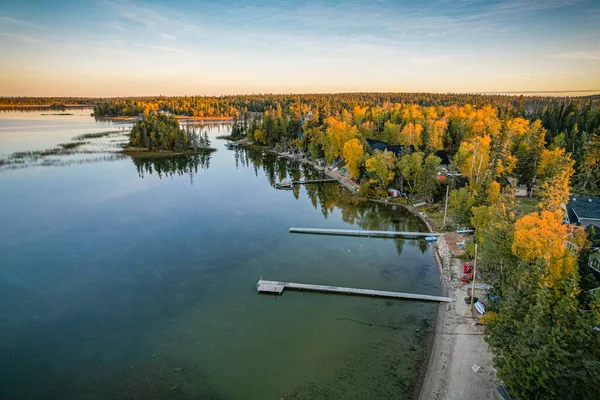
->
[475,301,485,315]
[424,236,438,242]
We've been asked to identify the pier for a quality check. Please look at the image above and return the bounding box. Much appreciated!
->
[257,279,454,302]
[289,227,441,239]
[276,179,338,188]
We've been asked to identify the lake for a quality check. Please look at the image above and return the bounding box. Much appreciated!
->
[0,110,441,399]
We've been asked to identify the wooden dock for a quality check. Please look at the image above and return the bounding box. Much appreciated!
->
[289,227,441,239]
[257,279,454,302]
[276,179,338,188]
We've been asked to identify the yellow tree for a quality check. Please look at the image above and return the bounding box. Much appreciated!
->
[513,210,567,265]
[320,117,358,163]
[365,150,395,188]
[343,139,364,178]
[352,106,367,125]
[455,135,492,189]
[253,129,266,145]
[399,122,423,149]
[487,181,501,204]
[537,149,575,213]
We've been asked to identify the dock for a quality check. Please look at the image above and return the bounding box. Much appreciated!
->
[289,227,441,239]
[257,279,454,302]
[276,179,338,188]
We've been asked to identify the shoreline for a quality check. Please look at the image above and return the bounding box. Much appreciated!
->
[96,115,234,122]
[263,146,499,399]
[236,141,498,399]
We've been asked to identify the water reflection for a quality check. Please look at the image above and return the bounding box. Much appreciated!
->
[226,146,429,256]
[132,153,211,183]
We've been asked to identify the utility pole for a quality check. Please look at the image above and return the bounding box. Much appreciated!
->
[442,184,450,231]
[470,244,478,312]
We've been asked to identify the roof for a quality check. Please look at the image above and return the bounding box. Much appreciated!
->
[568,196,600,222]
[366,139,388,151]
[384,145,404,156]
[434,150,451,165]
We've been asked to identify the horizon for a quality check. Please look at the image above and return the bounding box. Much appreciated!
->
[2,89,600,99]
[1,0,600,96]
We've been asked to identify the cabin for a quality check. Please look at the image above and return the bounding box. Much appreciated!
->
[566,196,600,228]
[514,185,529,197]
[366,139,388,152]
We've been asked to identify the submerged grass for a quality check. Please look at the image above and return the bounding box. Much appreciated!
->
[71,130,124,141]
[58,141,88,150]
[1,130,129,170]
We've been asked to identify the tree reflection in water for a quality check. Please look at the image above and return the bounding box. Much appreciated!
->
[232,146,431,256]
[131,153,211,185]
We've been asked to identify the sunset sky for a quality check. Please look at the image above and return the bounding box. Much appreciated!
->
[1,0,599,96]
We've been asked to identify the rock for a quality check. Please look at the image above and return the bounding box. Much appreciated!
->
[471,364,481,373]
[152,354,157,358]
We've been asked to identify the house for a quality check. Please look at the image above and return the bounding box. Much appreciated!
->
[506,177,531,197]
[514,185,529,197]
[366,139,388,152]
[566,196,600,228]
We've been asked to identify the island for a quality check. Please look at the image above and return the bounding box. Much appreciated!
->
[122,113,216,156]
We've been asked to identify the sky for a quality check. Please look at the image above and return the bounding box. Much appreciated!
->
[0,0,599,96]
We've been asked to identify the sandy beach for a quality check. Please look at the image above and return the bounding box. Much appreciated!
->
[419,235,498,400]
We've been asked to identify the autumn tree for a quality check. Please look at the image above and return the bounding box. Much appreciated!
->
[576,133,600,193]
[365,150,396,188]
[537,149,575,213]
[399,122,423,149]
[455,134,492,191]
[343,138,364,178]
[319,117,358,163]
[514,120,546,196]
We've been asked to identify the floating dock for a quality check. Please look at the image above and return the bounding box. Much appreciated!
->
[289,227,441,239]
[257,279,454,302]
[276,179,338,188]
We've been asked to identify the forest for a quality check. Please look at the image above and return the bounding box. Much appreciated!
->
[127,114,213,153]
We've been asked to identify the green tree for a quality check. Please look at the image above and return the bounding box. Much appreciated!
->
[449,188,475,226]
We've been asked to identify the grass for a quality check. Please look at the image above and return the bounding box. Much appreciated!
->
[71,131,123,141]
[516,197,538,214]
[58,142,87,150]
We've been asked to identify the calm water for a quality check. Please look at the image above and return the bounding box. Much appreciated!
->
[0,110,440,399]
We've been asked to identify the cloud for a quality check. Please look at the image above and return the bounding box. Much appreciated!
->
[550,50,600,61]
[100,0,199,35]
[0,32,45,45]
[0,14,39,29]
[492,0,584,13]
[131,42,187,53]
